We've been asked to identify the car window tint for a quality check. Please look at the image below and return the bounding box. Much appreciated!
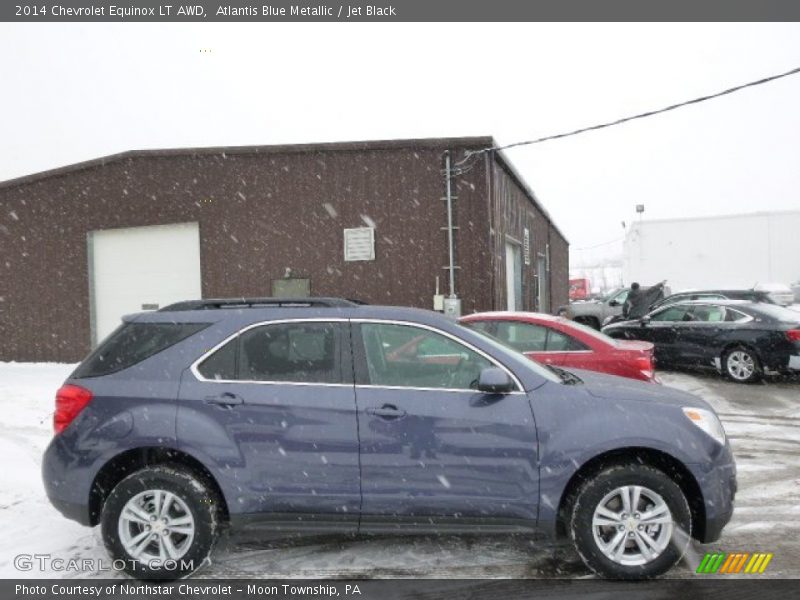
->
[360,323,493,390]
[239,322,340,383]
[197,338,238,380]
[462,320,493,335]
[690,305,726,322]
[725,309,751,323]
[546,330,589,351]
[613,290,630,303]
[650,305,691,322]
[494,321,548,352]
[73,322,209,378]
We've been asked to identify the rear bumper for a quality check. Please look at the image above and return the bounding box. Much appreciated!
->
[42,436,93,526]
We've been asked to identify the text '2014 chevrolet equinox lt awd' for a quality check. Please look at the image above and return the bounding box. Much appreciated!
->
[43,298,736,580]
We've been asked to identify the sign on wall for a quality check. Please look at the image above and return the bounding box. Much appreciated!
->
[344,227,375,261]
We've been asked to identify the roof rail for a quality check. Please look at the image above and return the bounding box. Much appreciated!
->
[159,297,360,311]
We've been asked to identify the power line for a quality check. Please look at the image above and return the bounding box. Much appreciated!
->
[573,237,625,251]
[457,65,800,164]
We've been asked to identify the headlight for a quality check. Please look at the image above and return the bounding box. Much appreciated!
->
[682,407,726,446]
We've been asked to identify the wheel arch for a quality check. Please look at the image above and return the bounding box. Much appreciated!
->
[555,446,707,543]
[88,446,229,526]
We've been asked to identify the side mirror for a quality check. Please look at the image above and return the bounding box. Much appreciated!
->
[640,316,651,326]
[477,367,515,394]
[608,300,619,307]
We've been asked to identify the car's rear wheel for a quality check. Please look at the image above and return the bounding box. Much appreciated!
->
[101,465,220,580]
[723,346,761,383]
[570,463,691,579]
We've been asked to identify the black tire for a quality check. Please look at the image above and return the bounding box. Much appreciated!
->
[101,465,220,580]
[722,345,762,384]
[569,463,691,580]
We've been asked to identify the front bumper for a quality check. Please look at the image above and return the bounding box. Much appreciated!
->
[688,446,737,543]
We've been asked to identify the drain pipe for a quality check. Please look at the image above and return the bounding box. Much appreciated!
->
[444,150,456,298]
[442,151,461,317]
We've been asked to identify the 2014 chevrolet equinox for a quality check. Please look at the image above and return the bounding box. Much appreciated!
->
[42,298,736,580]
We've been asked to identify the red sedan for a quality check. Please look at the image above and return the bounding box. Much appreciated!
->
[460,312,657,383]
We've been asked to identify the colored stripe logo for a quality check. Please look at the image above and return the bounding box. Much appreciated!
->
[697,552,773,574]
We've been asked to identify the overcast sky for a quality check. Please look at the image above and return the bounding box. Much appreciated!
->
[2,23,799,265]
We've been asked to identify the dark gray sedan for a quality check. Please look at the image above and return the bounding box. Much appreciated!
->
[602,300,800,383]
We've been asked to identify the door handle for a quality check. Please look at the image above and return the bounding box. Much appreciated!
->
[366,404,407,419]
[204,392,244,407]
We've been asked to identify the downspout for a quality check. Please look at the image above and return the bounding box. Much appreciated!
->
[444,150,456,298]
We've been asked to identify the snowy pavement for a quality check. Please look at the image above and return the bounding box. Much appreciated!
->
[0,362,797,579]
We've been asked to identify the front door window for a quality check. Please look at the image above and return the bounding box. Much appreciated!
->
[359,322,493,390]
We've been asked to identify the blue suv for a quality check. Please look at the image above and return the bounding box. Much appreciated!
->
[43,298,736,580]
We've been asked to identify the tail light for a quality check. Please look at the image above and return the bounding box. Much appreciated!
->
[635,353,655,381]
[54,384,93,434]
[786,330,800,342]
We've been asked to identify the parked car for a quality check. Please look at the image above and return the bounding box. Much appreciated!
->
[648,288,792,313]
[752,283,796,307]
[43,297,736,580]
[460,312,657,382]
[602,300,800,383]
[557,285,670,330]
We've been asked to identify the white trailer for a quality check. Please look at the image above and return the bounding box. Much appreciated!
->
[623,210,800,292]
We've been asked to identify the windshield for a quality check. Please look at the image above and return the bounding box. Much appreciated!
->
[601,288,624,302]
[458,323,563,384]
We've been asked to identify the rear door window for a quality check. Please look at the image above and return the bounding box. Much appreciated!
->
[238,322,342,383]
[494,321,548,352]
[689,305,726,322]
[545,330,589,351]
[650,305,691,322]
[73,322,208,378]
[197,338,238,380]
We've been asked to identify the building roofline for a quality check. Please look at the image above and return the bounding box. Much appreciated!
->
[0,134,568,242]
[0,136,496,191]
[490,147,569,244]
[627,209,800,230]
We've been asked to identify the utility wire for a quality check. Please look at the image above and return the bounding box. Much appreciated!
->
[457,65,800,164]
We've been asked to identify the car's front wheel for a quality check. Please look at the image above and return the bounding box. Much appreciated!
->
[101,465,220,580]
[570,463,691,579]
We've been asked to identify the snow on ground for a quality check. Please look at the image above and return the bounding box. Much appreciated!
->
[0,363,797,579]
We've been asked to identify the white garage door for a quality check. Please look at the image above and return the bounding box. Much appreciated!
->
[90,222,202,345]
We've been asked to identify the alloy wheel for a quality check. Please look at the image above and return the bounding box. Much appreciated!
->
[591,485,674,566]
[727,350,755,381]
[118,489,195,563]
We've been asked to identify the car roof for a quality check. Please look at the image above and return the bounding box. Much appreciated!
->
[666,289,763,296]
[664,299,754,306]
[460,311,562,322]
[130,299,460,328]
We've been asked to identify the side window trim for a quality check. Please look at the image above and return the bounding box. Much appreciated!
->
[190,318,354,387]
[351,319,524,393]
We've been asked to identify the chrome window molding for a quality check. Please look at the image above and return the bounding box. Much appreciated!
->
[355,384,525,395]
[530,350,594,355]
[190,317,525,392]
[190,318,349,385]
